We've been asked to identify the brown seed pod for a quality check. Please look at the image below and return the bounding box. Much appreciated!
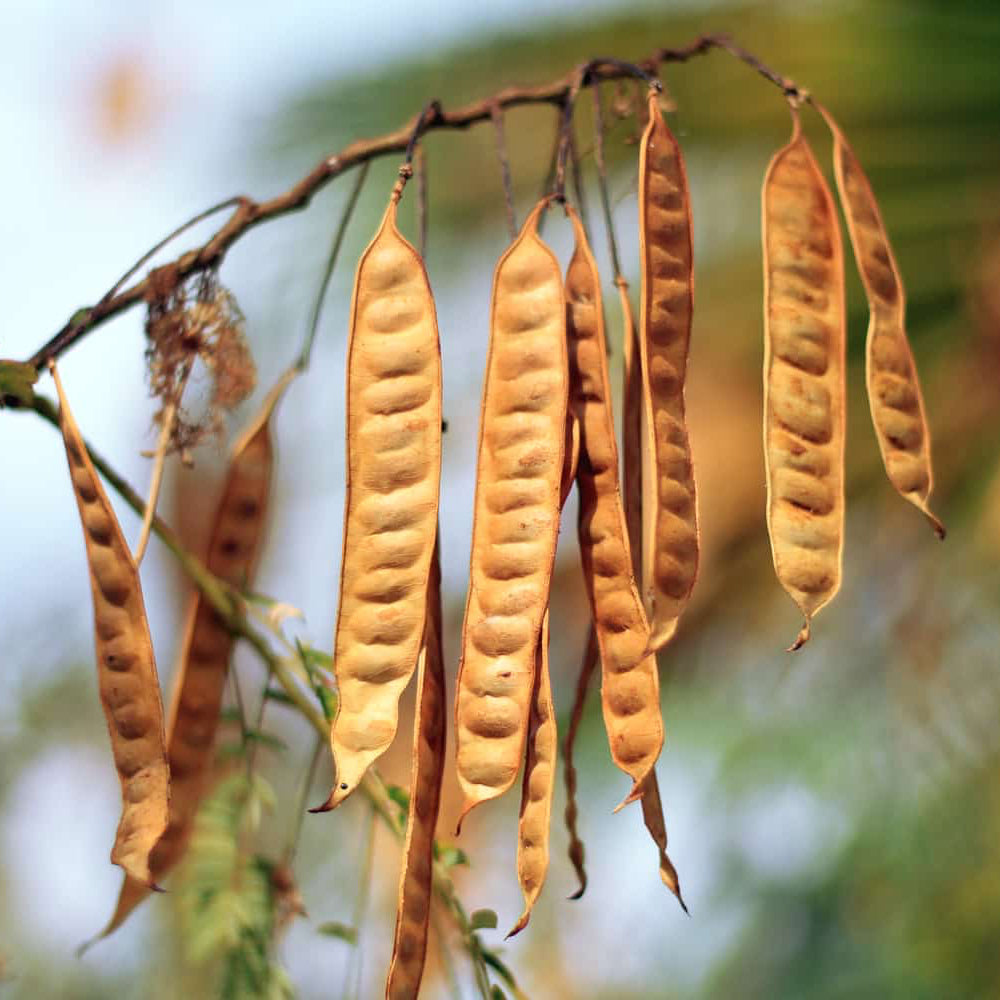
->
[385,536,446,1000]
[508,610,556,938]
[816,103,944,540]
[565,204,663,802]
[562,628,598,900]
[454,199,568,826]
[638,770,687,913]
[51,362,170,890]
[637,90,700,654]
[90,368,293,943]
[762,107,847,650]
[318,193,443,812]
[619,282,643,573]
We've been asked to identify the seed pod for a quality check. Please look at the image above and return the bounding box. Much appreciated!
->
[507,610,556,939]
[619,282,643,573]
[386,537,446,1000]
[816,103,944,540]
[454,199,568,825]
[565,204,663,801]
[90,368,292,943]
[51,362,170,889]
[639,770,687,913]
[318,193,443,812]
[562,627,597,900]
[762,107,847,650]
[637,90,700,653]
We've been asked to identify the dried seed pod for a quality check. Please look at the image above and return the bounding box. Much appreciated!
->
[638,770,687,912]
[562,627,598,900]
[762,107,847,650]
[565,204,663,802]
[91,368,292,943]
[51,362,170,889]
[619,282,643,573]
[508,611,556,938]
[816,103,944,539]
[386,537,446,1000]
[455,199,568,825]
[638,90,700,653]
[318,193,443,812]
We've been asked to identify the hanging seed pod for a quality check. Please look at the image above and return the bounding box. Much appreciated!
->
[637,89,700,654]
[454,199,568,827]
[565,204,663,802]
[762,106,847,650]
[386,537,446,1000]
[816,103,944,540]
[51,362,170,890]
[317,188,443,812]
[89,369,292,944]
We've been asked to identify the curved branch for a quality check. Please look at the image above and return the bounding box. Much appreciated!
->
[25,35,806,370]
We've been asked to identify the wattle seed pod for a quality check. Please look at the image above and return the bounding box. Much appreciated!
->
[454,199,568,826]
[762,106,847,650]
[637,90,700,654]
[565,204,663,802]
[816,103,944,540]
[386,537,446,1000]
[91,369,292,942]
[318,190,443,812]
[52,362,170,890]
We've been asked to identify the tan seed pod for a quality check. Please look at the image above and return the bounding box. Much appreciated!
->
[638,770,687,912]
[507,610,556,938]
[317,192,443,812]
[454,199,568,826]
[637,90,700,654]
[816,103,944,540]
[386,536,446,1000]
[762,107,847,650]
[565,204,663,802]
[51,362,170,889]
[562,627,598,900]
[89,368,293,944]
[619,282,643,573]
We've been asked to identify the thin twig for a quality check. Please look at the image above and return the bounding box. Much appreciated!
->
[592,84,624,281]
[567,125,590,238]
[24,35,806,370]
[283,733,324,866]
[416,144,429,259]
[134,360,192,564]
[298,161,370,372]
[490,103,517,239]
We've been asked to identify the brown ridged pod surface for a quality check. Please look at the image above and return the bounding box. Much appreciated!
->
[385,537,446,1000]
[637,90,700,653]
[318,193,443,811]
[508,611,556,938]
[565,205,663,801]
[91,368,292,943]
[817,103,944,539]
[762,107,847,650]
[52,363,170,889]
[455,199,568,825]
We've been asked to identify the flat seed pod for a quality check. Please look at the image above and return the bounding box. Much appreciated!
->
[637,91,700,653]
[508,610,556,938]
[565,205,663,801]
[91,368,292,943]
[386,537,446,1000]
[817,103,944,540]
[318,194,443,811]
[562,627,598,900]
[619,282,643,572]
[52,363,170,889]
[455,199,568,825]
[762,107,847,650]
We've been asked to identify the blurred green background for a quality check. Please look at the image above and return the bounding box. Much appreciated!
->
[2,0,1000,997]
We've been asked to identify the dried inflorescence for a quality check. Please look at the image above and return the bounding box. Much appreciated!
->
[144,270,256,454]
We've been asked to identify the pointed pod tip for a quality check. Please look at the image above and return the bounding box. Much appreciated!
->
[788,620,811,652]
[927,511,946,541]
[505,913,529,939]
[613,782,645,814]
[567,880,587,901]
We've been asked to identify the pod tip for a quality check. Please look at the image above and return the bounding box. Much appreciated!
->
[788,619,811,652]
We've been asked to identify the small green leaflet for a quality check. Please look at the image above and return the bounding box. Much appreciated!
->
[469,909,498,931]
[0,361,38,408]
[317,921,357,945]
